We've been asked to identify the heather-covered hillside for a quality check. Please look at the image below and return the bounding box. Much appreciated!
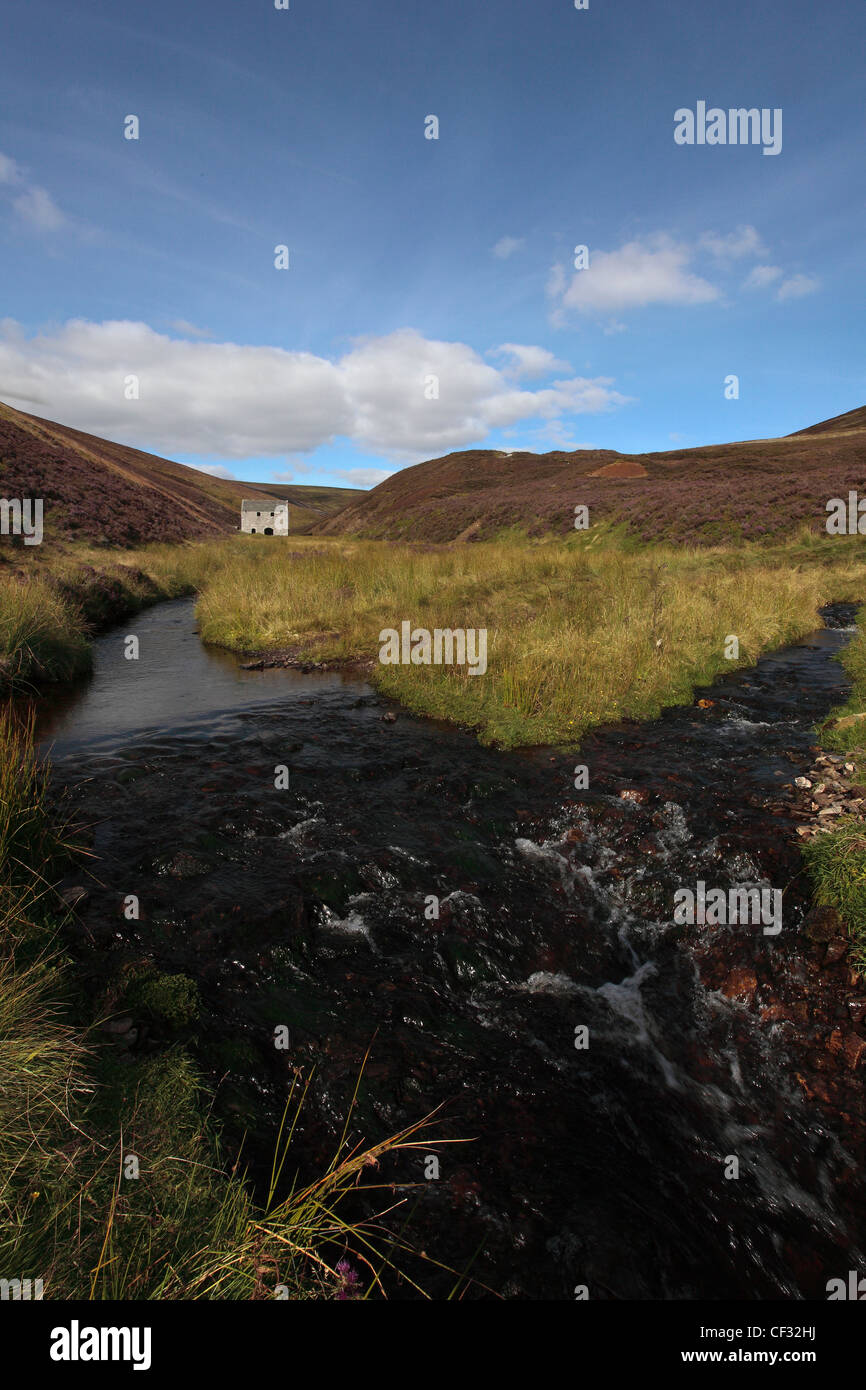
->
[317,409,866,545]
[0,401,362,545]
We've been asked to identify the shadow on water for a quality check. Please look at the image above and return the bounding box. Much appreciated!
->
[37,597,866,1299]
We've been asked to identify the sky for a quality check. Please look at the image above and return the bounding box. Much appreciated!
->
[0,0,862,489]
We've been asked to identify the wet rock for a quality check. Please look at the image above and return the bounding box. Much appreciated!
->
[759,1002,787,1024]
[720,967,758,1004]
[381,712,397,723]
[155,850,212,878]
[618,788,649,804]
[843,1035,866,1070]
[847,998,866,1026]
[824,939,849,965]
[101,1015,135,1036]
[794,776,812,789]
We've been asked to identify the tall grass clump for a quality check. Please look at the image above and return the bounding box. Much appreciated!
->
[802,818,866,971]
[0,574,90,688]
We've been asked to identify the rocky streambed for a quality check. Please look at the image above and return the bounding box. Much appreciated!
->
[36,597,866,1299]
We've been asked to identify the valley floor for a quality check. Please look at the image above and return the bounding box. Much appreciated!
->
[4,526,866,1297]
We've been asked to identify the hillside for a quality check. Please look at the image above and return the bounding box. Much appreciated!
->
[316,407,866,546]
[0,401,362,545]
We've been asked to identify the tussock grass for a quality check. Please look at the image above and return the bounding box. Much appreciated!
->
[0,576,90,688]
[193,533,866,747]
[802,817,866,971]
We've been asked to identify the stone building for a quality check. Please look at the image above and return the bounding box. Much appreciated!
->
[240,499,289,535]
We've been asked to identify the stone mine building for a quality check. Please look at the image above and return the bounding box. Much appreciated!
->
[240,499,289,535]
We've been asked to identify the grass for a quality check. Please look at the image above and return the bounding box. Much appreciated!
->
[0,537,237,692]
[192,528,866,747]
[802,817,866,971]
[0,709,456,1300]
[6,524,866,1291]
[803,602,866,968]
[8,527,866,748]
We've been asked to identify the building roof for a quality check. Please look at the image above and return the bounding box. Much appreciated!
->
[240,498,286,512]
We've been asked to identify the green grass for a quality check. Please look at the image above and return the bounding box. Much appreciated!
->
[802,602,866,966]
[802,817,866,971]
[816,605,866,753]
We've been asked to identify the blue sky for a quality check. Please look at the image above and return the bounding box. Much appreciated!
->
[0,0,862,488]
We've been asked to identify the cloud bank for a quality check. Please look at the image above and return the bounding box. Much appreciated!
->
[0,320,631,462]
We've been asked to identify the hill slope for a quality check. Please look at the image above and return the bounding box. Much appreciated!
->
[0,401,362,545]
[317,408,866,546]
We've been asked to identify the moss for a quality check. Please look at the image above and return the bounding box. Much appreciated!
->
[128,971,201,1028]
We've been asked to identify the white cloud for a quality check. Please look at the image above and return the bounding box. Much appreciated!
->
[699,225,766,260]
[195,463,235,479]
[743,264,783,290]
[776,273,820,302]
[489,343,571,379]
[12,186,66,231]
[336,468,392,488]
[531,421,597,452]
[171,319,213,339]
[0,153,22,184]
[0,320,631,462]
[0,152,67,232]
[549,235,720,319]
[271,461,312,481]
[492,236,525,260]
[548,228,817,322]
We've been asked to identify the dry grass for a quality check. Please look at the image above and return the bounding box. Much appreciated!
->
[193,531,866,746]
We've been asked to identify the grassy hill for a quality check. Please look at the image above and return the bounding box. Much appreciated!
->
[316,407,866,546]
[0,401,362,545]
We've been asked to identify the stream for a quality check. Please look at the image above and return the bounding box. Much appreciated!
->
[36,597,866,1300]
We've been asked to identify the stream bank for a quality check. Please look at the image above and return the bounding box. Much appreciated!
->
[36,598,866,1299]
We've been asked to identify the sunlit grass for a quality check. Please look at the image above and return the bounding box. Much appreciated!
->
[191,532,866,747]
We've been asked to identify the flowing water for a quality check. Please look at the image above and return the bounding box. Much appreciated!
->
[37,598,866,1299]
